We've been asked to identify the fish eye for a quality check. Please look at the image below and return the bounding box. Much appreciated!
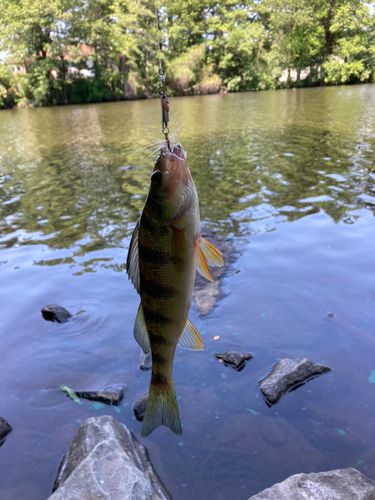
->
[151,170,162,184]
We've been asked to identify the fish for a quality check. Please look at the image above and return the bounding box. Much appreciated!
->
[126,141,224,437]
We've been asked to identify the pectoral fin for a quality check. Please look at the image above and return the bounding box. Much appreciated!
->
[126,219,140,293]
[164,185,193,226]
[195,236,224,282]
[199,237,224,267]
[178,318,204,351]
[134,304,150,354]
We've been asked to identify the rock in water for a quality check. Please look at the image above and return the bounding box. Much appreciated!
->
[118,165,135,171]
[74,390,125,406]
[133,393,149,422]
[258,358,331,405]
[41,304,72,323]
[247,468,375,499]
[48,415,172,500]
[215,351,253,371]
[0,417,12,444]
[140,352,152,371]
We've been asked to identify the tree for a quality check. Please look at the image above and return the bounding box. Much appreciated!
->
[322,0,375,84]
[0,0,79,105]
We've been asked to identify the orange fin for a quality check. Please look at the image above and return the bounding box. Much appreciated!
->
[196,245,214,282]
[196,237,224,281]
[199,237,224,267]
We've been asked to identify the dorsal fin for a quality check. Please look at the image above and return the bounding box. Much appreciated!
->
[178,318,204,351]
[134,304,150,354]
[126,219,140,293]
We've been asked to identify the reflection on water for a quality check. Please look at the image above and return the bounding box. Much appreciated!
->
[1,85,375,499]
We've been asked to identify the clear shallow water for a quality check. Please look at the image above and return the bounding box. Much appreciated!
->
[1,86,375,499]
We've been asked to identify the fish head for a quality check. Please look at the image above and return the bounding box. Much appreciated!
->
[149,144,195,224]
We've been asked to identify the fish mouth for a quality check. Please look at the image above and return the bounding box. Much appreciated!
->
[160,144,186,160]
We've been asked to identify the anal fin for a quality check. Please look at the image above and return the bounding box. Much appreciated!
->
[134,304,150,354]
[178,318,204,351]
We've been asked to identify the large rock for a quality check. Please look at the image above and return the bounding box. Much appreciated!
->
[41,304,72,323]
[192,229,232,314]
[48,415,172,500]
[248,468,375,499]
[0,417,12,444]
[258,358,331,405]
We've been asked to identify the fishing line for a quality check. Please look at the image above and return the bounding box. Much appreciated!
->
[154,0,162,70]
[154,0,170,148]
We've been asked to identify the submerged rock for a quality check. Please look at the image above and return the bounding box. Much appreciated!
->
[133,393,149,422]
[215,351,253,371]
[118,165,136,171]
[48,415,172,500]
[248,468,375,499]
[0,417,12,445]
[193,229,232,315]
[258,358,331,405]
[140,351,152,371]
[75,390,125,406]
[41,304,72,323]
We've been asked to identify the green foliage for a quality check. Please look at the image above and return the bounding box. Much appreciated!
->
[168,44,206,94]
[197,65,221,94]
[0,63,16,108]
[66,78,113,103]
[0,0,374,108]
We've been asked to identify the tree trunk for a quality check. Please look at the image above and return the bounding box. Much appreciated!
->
[324,4,334,57]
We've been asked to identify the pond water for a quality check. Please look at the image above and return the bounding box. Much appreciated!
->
[1,85,375,500]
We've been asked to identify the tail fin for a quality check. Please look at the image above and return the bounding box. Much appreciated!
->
[141,380,182,437]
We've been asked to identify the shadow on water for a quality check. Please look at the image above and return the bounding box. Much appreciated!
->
[0,85,375,499]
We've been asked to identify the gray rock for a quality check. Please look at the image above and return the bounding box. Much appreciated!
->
[133,393,149,422]
[74,390,125,406]
[248,468,375,499]
[118,165,135,171]
[0,417,12,444]
[41,304,72,323]
[48,415,172,500]
[215,351,253,371]
[193,229,232,315]
[140,352,152,371]
[258,358,331,405]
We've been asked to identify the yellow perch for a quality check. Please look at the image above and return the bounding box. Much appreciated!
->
[126,142,223,437]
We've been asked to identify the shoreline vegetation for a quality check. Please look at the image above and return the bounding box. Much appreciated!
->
[0,0,374,110]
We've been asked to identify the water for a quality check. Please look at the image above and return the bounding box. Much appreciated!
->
[1,85,375,499]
